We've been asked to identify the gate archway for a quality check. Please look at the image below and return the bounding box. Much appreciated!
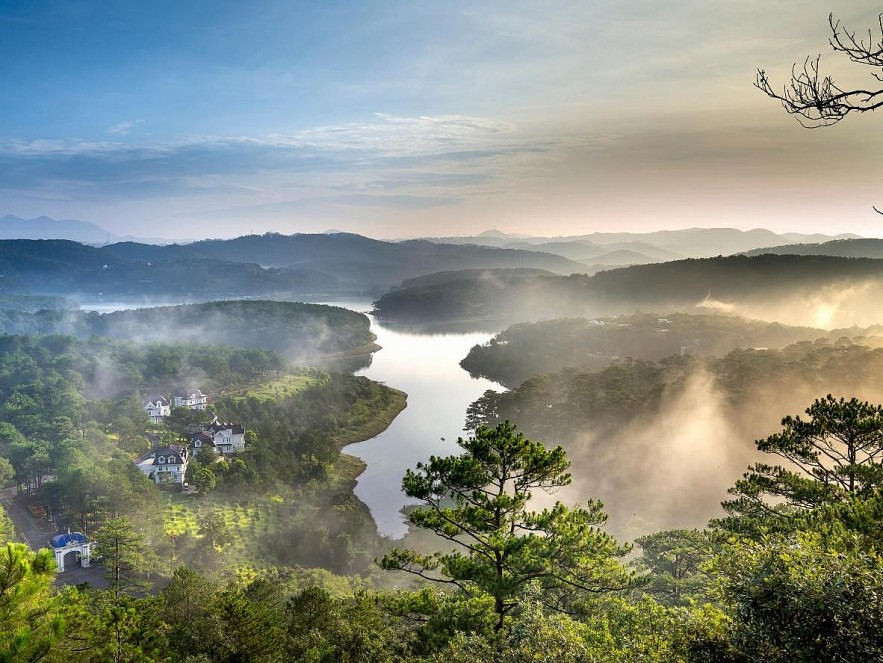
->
[49,532,92,572]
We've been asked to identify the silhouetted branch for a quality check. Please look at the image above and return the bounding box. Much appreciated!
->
[756,13,883,127]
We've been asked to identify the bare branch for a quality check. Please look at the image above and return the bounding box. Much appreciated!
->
[756,14,883,128]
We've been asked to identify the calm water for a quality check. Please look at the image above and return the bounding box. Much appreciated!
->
[345,319,500,538]
[316,300,502,539]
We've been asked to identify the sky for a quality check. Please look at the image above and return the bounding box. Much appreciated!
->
[1,0,883,240]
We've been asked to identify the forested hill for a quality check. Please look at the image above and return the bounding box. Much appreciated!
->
[463,337,883,534]
[373,254,883,324]
[460,313,834,387]
[743,237,883,258]
[0,235,585,297]
[398,267,554,289]
[101,233,586,280]
[0,301,375,362]
[0,239,340,298]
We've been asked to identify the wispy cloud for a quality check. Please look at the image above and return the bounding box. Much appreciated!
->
[0,113,577,221]
[107,119,143,135]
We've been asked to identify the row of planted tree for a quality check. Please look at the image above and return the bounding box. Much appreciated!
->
[3,393,883,661]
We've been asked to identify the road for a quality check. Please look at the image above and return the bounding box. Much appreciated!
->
[1,490,108,588]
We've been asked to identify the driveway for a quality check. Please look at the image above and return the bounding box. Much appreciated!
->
[1,491,108,588]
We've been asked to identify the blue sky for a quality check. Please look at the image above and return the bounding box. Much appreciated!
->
[1,0,882,239]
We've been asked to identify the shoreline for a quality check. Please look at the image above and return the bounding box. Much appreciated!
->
[333,388,408,519]
[334,387,407,450]
[318,340,383,360]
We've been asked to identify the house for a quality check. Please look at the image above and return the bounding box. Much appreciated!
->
[191,431,216,453]
[192,422,245,455]
[144,396,171,424]
[144,389,208,424]
[173,390,207,410]
[135,444,189,486]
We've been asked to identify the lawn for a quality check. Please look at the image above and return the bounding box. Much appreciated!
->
[224,372,324,404]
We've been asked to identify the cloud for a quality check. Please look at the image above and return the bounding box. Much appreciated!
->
[0,113,565,216]
[107,120,143,136]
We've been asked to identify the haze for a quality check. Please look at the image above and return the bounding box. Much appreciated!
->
[2,1,883,239]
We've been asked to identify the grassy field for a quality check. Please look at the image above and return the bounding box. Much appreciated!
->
[163,501,199,538]
[164,494,287,568]
[224,372,324,404]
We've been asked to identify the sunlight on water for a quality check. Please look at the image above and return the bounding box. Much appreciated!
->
[344,318,500,538]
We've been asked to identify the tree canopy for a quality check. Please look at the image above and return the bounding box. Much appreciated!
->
[717,395,883,535]
[381,421,636,631]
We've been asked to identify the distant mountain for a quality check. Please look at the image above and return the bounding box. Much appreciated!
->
[0,215,186,244]
[502,240,604,260]
[99,232,587,288]
[0,239,341,299]
[0,233,587,300]
[743,238,883,259]
[419,228,858,261]
[576,228,788,258]
[580,249,662,266]
[477,228,533,239]
[0,215,118,244]
[600,241,685,261]
[780,232,862,243]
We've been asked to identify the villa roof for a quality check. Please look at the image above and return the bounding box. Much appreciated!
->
[50,532,88,548]
[208,422,244,435]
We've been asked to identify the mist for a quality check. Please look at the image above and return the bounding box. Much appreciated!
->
[559,371,751,540]
[485,336,883,541]
[696,279,883,330]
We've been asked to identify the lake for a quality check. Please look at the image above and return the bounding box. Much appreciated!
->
[312,299,503,539]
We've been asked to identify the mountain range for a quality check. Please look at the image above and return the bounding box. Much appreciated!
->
[0,234,585,300]
[0,215,863,259]
[0,215,186,245]
[420,227,864,268]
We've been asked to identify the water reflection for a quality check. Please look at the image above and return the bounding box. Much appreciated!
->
[344,318,501,538]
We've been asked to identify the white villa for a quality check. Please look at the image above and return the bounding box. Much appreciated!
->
[191,422,246,455]
[136,444,190,486]
[173,390,208,410]
[144,396,171,424]
[144,389,208,423]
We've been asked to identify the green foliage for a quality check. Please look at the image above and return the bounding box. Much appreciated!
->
[634,529,717,607]
[376,254,883,324]
[202,586,285,662]
[465,337,883,452]
[164,406,216,441]
[382,422,636,631]
[285,587,402,662]
[0,300,374,362]
[0,544,63,662]
[711,531,883,661]
[716,395,883,535]
[93,517,154,597]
